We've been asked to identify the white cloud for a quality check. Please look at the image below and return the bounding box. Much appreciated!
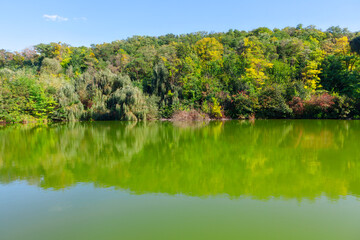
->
[43,14,68,22]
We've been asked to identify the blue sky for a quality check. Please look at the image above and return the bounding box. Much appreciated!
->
[1,0,360,51]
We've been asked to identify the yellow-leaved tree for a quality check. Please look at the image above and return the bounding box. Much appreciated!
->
[194,37,224,62]
[302,38,325,91]
[330,36,357,70]
[240,37,273,86]
[332,36,351,56]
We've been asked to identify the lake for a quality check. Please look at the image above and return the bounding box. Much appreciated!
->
[1,120,360,239]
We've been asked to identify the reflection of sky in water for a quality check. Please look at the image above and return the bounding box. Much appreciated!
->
[1,182,360,240]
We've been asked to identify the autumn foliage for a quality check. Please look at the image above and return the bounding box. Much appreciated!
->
[1,25,360,122]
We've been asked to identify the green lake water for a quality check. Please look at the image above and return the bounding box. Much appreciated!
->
[1,120,360,239]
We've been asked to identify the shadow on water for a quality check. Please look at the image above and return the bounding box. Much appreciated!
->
[1,120,360,201]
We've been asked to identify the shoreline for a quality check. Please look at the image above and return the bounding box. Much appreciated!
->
[1,117,359,127]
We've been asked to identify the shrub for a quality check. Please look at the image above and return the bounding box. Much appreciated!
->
[328,95,352,119]
[41,58,62,74]
[0,68,14,79]
[289,93,352,119]
[53,84,84,121]
[107,79,158,121]
[285,81,310,102]
[257,85,292,118]
[171,109,209,121]
[0,74,57,122]
[224,91,258,119]
[303,93,335,119]
[210,97,223,119]
[288,97,305,117]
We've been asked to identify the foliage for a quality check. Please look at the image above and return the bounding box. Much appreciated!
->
[107,82,155,121]
[40,58,62,74]
[225,91,258,119]
[210,97,223,119]
[2,25,360,122]
[194,37,224,62]
[0,72,56,122]
[350,36,360,55]
[240,37,273,86]
[289,93,352,119]
[54,84,84,121]
[257,85,292,118]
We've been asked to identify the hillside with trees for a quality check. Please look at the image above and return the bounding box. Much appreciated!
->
[1,25,360,122]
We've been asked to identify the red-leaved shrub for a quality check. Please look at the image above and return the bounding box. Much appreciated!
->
[289,93,336,118]
[288,97,304,117]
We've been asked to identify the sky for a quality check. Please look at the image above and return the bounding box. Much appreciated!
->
[1,0,360,51]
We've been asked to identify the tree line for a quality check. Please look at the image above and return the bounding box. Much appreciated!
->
[1,25,360,122]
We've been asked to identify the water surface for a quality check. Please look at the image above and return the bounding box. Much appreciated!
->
[1,120,360,239]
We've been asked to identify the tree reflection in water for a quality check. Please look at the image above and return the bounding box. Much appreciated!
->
[1,120,360,201]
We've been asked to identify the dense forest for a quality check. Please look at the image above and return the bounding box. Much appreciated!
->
[1,25,360,122]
